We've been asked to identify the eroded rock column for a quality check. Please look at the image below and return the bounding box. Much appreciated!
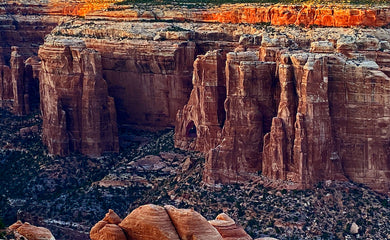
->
[39,37,118,156]
[175,50,226,152]
[204,51,276,184]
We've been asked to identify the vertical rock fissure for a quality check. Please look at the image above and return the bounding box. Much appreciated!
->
[164,208,183,240]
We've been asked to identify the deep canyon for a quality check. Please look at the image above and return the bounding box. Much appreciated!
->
[1,0,390,239]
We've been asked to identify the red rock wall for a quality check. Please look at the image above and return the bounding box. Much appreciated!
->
[0,2,64,110]
[175,50,226,152]
[328,57,390,193]
[89,4,390,28]
[176,42,390,193]
[39,38,118,156]
[204,51,277,184]
[85,39,196,128]
[263,53,345,188]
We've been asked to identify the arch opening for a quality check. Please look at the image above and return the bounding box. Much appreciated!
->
[186,121,197,138]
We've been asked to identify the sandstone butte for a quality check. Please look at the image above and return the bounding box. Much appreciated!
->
[1,1,390,194]
[91,206,253,240]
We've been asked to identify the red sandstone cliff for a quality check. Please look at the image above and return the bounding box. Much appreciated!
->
[2,1,390,193]
[88,4,390,28]
[38,38,118,156]
[176,33,390,193]
[175,50,226,152]
[0,1,68,111]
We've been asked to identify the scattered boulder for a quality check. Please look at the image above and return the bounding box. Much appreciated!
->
[8,221,55,240]
[350,222,359,234]
[132,155,167,171]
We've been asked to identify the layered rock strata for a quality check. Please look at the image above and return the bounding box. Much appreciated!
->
[89,4,390,28]
[0,1,69,110]
[205,52,277,183]
[3,1,390,193]
[38,38,118,156]
[175,50,226,152]
[85,39,196,127]
[176,31,390,193]
[91,206,249,240]
[209,213,252,240]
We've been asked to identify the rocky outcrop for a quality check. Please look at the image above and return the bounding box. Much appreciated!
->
[175,50,226,152]
[175,29,390,193]
[38,37,118,156]
[204,51,277,184]
[263,53,345,187]
[4,0,390,193]
[11,46,28,115]
[90,209,126,240]
[0,1,70,110]
[0,48,12,104]
[7,221,55,240]
[0,46,40,114]
[88,4,390,27]
[209,213,252,240]
[93,206,245,240]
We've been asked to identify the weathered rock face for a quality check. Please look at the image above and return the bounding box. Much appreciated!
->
[88,4,390,28]
[85,38,196,128]
[8,221,55,240]
[175,50,226,152]
[327,57,390,193]
[175,29,390,193]
[39,37,118,156]
[92,206,248,240]
[204,51,277,184]
[263,53,345,187]
[0,1,68,110]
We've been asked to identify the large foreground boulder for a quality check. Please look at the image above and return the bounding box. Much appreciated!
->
[91,206,252,240]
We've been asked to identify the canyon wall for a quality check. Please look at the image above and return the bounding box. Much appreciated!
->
[89,4,390,27]
[175,31,390,193]
[39,37,119,156]
[0,1,67,110]
[2,1,390,193]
